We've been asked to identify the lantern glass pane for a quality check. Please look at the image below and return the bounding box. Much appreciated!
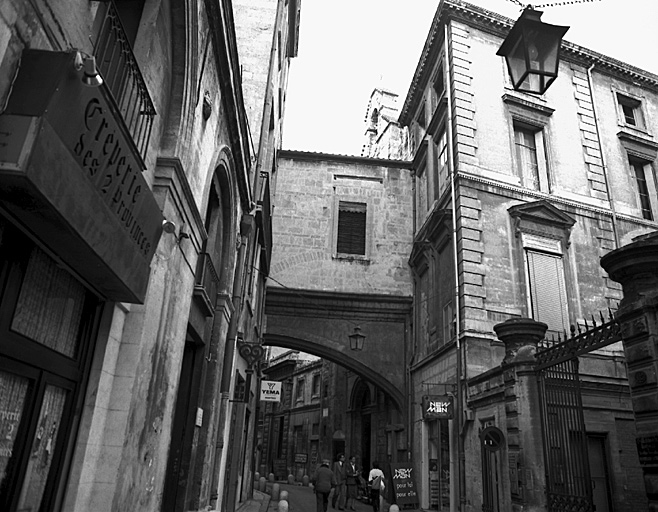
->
[507,36,528,86]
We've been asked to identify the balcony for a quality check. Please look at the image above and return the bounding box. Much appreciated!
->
[194,252,220,317]
[94,1,156,161]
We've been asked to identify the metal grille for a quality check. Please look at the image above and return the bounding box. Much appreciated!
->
[94,1,156,160]
[538,359,593,512]
[536,311,621,512]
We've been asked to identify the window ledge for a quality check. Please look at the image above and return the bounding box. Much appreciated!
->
[502,93,555,118]
[618,129,658,161]
[334,254,370,264]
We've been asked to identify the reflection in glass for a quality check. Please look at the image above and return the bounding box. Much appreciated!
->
[16,385,68,511]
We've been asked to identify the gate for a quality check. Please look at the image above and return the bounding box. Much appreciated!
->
[536,312,622,512]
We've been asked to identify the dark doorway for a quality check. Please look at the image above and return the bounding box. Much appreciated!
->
[587,434,612,512]
[162,330,205,512]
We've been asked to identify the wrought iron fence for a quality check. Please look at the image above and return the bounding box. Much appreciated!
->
[536,308,623,512]
[94,1,156,160]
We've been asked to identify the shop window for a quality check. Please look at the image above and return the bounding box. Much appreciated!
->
[629,158,656,220]
[514,122,549,192]
[0,224,101,511]
[336,201,367,256]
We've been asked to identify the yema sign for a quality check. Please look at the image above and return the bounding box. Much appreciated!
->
[260,380,282,402]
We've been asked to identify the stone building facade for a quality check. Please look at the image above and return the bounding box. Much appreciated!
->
[395,1,658,510]
[0,1,298,511]
[264,150,414,493]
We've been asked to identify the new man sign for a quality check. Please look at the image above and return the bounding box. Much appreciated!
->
[260,380,282,402]
[421,395,454,420]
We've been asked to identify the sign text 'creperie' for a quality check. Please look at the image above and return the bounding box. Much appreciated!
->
[73,98,150,257]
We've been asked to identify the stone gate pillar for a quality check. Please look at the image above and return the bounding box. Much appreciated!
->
[601,232,658,511]
[494,318,548,512]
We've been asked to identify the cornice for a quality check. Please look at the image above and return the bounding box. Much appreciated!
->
[399,0,658,125]
[278,149,413,169]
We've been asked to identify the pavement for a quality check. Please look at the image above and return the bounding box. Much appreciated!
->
[237,482,406,512]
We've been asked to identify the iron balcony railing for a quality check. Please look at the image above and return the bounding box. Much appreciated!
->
[194,252,220,316]
[94,1,156,160]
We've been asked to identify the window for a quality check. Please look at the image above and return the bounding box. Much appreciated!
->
[514,123,549,192]
[312,374,321,397]
[337,201,367,255]
[436,130,449,196]
[433,68,445,104]
[295,378,304,401]
[524,236,570,338]
[616,93,644,129]
[630,159,655,220]
[442,301,455,343]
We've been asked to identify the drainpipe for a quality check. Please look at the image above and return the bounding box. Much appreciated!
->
[586,63,620,248]
[209,214,253,509]
[445,21,466,512]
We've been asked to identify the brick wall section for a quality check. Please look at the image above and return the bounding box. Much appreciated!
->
[571,65,609,202]
[449,22,477,170]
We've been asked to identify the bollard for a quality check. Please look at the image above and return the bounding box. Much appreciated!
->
[254,472,260,487]
[389,505,400,512]
[280,490,289,502]
[278,499,289,512]
[302,474,310,486]
[271,483,280,501]
[287,474,295,484]
[258,476,266,492]
[269,473,275,483]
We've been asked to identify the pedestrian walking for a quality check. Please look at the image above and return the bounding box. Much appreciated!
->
[345,455,359,510]
[368,461,386,512]
[312,459,337,512]
[331,453,347,509]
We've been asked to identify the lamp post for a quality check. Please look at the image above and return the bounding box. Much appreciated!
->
[348,326,365,351]
[497,6,569,95]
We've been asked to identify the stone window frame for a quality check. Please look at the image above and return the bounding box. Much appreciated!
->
[617,129,658,223]
[508,201,577,338]
[612,86,651,136]
[503,94,555,193]
[331,193,373,261]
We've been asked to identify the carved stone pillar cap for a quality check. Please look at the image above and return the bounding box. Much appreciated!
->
[494,317,548,364]
[600,233,658,286]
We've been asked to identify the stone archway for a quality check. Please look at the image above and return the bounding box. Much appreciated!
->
[264,333,404,410]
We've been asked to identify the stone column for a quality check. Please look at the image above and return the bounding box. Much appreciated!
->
[494,318,548,512]
[601,233,658,511]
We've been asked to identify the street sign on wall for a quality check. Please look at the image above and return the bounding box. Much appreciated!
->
[421,395,454,420]
[260,380,282,402]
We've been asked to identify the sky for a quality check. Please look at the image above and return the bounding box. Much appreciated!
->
[281,0,658,156]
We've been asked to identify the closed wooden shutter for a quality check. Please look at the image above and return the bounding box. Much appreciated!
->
[337,201,366,255]
[526,250,569,337]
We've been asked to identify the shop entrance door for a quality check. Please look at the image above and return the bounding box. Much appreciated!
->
[0,221,101,511]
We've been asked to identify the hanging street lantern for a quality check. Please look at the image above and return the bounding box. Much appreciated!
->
[349,326,365,351]
[496,6,569,95]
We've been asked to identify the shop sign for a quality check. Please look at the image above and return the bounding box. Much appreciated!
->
[422,395,454,420]
[294,453,307,464]
[0,50,162,303]
[390,462,419,507]
[260,380,282,402]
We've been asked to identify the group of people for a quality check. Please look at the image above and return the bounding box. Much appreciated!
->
[311,454,386,512]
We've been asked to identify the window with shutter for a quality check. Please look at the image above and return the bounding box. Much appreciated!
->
[337,201,367,255]
[526,249,570,338]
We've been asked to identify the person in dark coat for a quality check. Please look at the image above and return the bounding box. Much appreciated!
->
[344,455,359,510]
[312,459,337,512]
[331,453,346,509]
